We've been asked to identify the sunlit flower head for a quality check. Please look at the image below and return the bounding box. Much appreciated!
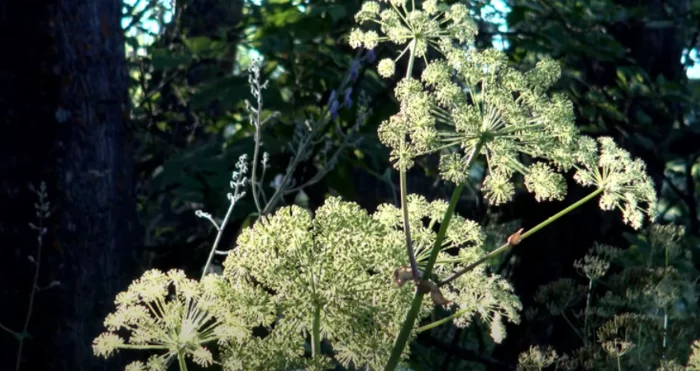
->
[573,136,658,229]
[93,270,231,369]
[350,0,477,77]
[379,47,579,205]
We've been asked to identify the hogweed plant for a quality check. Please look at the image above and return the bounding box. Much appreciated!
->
[93,0,665,370]
[349,1,656,369]
[523,224,700,370]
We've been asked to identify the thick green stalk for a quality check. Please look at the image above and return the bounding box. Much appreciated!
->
[178,351,188,371]
[312,305,322,357]
[414,188,606,336]
[384,142,484,371]
[400,39,420,278]
[438,187,604,287]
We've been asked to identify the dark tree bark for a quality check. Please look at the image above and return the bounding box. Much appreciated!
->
[0,1,138,370]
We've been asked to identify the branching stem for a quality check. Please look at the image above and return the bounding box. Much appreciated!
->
[200,199,236,281]
[385,141,484,371]
[438,188,604,287]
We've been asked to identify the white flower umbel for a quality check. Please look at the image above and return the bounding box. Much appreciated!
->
[350,0,477,78]
[573,136,657,229]
[379,47,578,205]
[92,270,239,371]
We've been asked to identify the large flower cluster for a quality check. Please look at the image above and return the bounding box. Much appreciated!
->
[216,196,520,369]
[354,0,659,220]
[377,47,578,205]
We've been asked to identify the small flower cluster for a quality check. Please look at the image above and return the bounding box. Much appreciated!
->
[573,136,657,229]
[350,0,477,78]
[534,278,585,316]
[517,345,558,371]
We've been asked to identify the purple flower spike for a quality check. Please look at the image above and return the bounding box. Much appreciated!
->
[350,60,360,82]
[344,88,353,107]
[330,100,339,120]
[365,49,376,63]
[327,90,337,106]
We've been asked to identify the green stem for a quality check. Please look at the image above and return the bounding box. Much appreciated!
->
[405,40,416,79]
[562,312,584,341]
[584,279,594,345]
[438,187,604,287]
[399,39,420,279]
[200,199,236,281]
[416,307,471,333]
[251,111,263,213]
[400,169,420,280]
[384,142,484,371]
[312,304,322,357]
[178,351,188,371]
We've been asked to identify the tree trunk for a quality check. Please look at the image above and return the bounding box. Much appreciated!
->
[0,1,138,370]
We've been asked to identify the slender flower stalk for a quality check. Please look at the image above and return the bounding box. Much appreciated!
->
[438,188,603,287]
[416,306,471,333]
[311,305,322,357]
[15,182,52,371]
[196,155,248,281]
[246,60,269,214]
[583,279,594,344]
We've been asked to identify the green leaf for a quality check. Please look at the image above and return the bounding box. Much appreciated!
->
[182,36,224,57]
[190,76,248,109]
[151,48,192,69]
[307,4,348,22]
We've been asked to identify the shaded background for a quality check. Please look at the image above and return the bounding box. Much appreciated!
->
[1,0,699,370]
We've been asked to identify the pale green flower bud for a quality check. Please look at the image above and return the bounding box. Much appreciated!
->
[355,1,381,24]
[525,58,561,91]
[439,152,468,183]
[422,0,439,15]
[483,172,515,206]
[421,60,451,86]
[574,254,610,281]
[518,346,559,371]
[125,361,146,371]
[349,28,364,49]
[363,30,380,49]
[377,58,396,78]
[93,332,124,358]
[524,162,567,202]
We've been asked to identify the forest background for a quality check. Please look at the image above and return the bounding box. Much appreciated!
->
[1,0,700,370]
